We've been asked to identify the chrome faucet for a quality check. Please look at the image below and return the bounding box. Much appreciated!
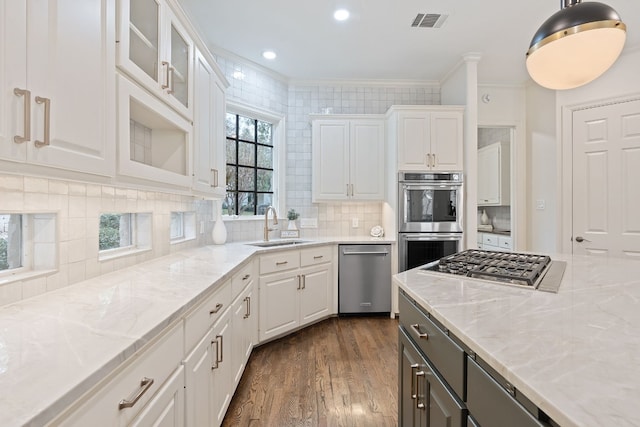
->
[264,206,278,241]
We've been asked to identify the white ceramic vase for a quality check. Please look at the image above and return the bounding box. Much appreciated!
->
[212,202,227,245]
[288,219,298,230]
[480,209,490,225]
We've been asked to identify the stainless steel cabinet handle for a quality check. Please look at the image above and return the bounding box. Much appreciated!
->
[350,184,354,197]
[301,275,306,290]
[346,184,349,197]
[13,88,31,143]
[242,274,250,281]
[209,303,223,315]
[276,261,288,266]
[244,296,250,318]
[211,339,219,369]
[297,275,301,290]
[432,153,436,167]
[411,323,429,340]
[313,255,323,259]
[216,335,223,363]
[575,236,591,243]
[410,363,419,399]
[118,377,154,410]
[211,168,219,187]
[161,61,170,89]
[415,370,426,409]
[167,65,175,94]
[34,96,50,148]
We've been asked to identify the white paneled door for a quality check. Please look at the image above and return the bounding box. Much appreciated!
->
[572,99,640,258]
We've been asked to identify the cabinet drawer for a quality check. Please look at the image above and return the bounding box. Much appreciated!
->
[231,261,255,299]
[184,281,231,353]
[57,322,184,426]
[499,236,512,250]
[300,245,332,267]
[259,250,300,275]
[467,357,544,427]
[483,234,498,246]
[399,292,465,399]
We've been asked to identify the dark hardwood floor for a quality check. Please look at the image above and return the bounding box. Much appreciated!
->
[222,316,399,427]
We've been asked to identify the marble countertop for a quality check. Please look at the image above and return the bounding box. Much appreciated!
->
[394,253,640,427]
[0,237,392,427]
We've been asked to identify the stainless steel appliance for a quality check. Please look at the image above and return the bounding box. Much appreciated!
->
[398,172,463,233]
[423,249,567,292]
[398,232,462,272]
[398,172,463,272]
[338,244,391,314]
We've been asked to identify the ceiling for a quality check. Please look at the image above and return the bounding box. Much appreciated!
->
[178,0,640,86]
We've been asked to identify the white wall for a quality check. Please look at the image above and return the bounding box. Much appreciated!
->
[478,85,527,250]
[525,84,557,253]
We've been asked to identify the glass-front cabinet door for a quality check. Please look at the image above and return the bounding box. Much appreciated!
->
[117,0,193,119]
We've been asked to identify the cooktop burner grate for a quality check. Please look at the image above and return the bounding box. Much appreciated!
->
[430,249,552,287]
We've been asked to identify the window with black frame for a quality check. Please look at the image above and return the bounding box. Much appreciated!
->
[224,113,274,216]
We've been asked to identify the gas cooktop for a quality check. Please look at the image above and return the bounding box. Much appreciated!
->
[422,249,566,292]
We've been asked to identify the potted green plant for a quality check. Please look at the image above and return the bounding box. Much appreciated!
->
[287,209,299,230]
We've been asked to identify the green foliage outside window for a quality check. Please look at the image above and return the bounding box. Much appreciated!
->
[0,238,8,270]
[99,213,121,250]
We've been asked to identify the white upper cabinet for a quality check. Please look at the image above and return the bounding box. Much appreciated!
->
[390,106,464,172]
[192,48,226,196]
[0,0,115,177]
[117,0,194,119]
[478,141,510,206]
[311,117,385,201]
[117,74,193,188]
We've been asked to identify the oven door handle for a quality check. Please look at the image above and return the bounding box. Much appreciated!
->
[401,234,462,242]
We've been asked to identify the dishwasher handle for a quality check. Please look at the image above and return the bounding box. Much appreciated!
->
[342,250,389,256]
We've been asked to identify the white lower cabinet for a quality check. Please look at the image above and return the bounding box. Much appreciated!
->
[259,246,333,342]
[129,365,185,427]
[183,261,256,427]
[231,280,256,386]
[52,322,184,427]
[183,301,232,427]
[478,233,513,252]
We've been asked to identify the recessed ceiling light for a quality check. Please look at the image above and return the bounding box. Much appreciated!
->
[334,9,350,21]
[262,50,276,60]
[232,70,245,80]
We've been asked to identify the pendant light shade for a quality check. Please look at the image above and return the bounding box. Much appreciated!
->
[526,0,626,90]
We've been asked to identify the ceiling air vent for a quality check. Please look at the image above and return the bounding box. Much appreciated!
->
[411,13,448,28]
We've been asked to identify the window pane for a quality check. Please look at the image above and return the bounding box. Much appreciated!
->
[225,113,236,138]
[223,193,236,216]
[257,169,273,192]
[257,145,272,169]
[238,192,255,215]
[226,165,237,191]
[238,167,255,191]
[238,141,255,167]
[170,212,184,240]
[257,121,272,145]
[238,116,255,141]
[257,194,273,215]
[0,214,22,271]
[99,213,133,250]
[226,138,236,164]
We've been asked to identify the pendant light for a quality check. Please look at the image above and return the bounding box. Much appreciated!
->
[526,0,626,90]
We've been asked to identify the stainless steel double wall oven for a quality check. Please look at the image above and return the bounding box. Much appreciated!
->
[398,172,463,272]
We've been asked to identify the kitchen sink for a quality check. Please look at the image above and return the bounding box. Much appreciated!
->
[246,239,311,248]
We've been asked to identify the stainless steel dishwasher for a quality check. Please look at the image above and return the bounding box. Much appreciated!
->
[338,244,391,314]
